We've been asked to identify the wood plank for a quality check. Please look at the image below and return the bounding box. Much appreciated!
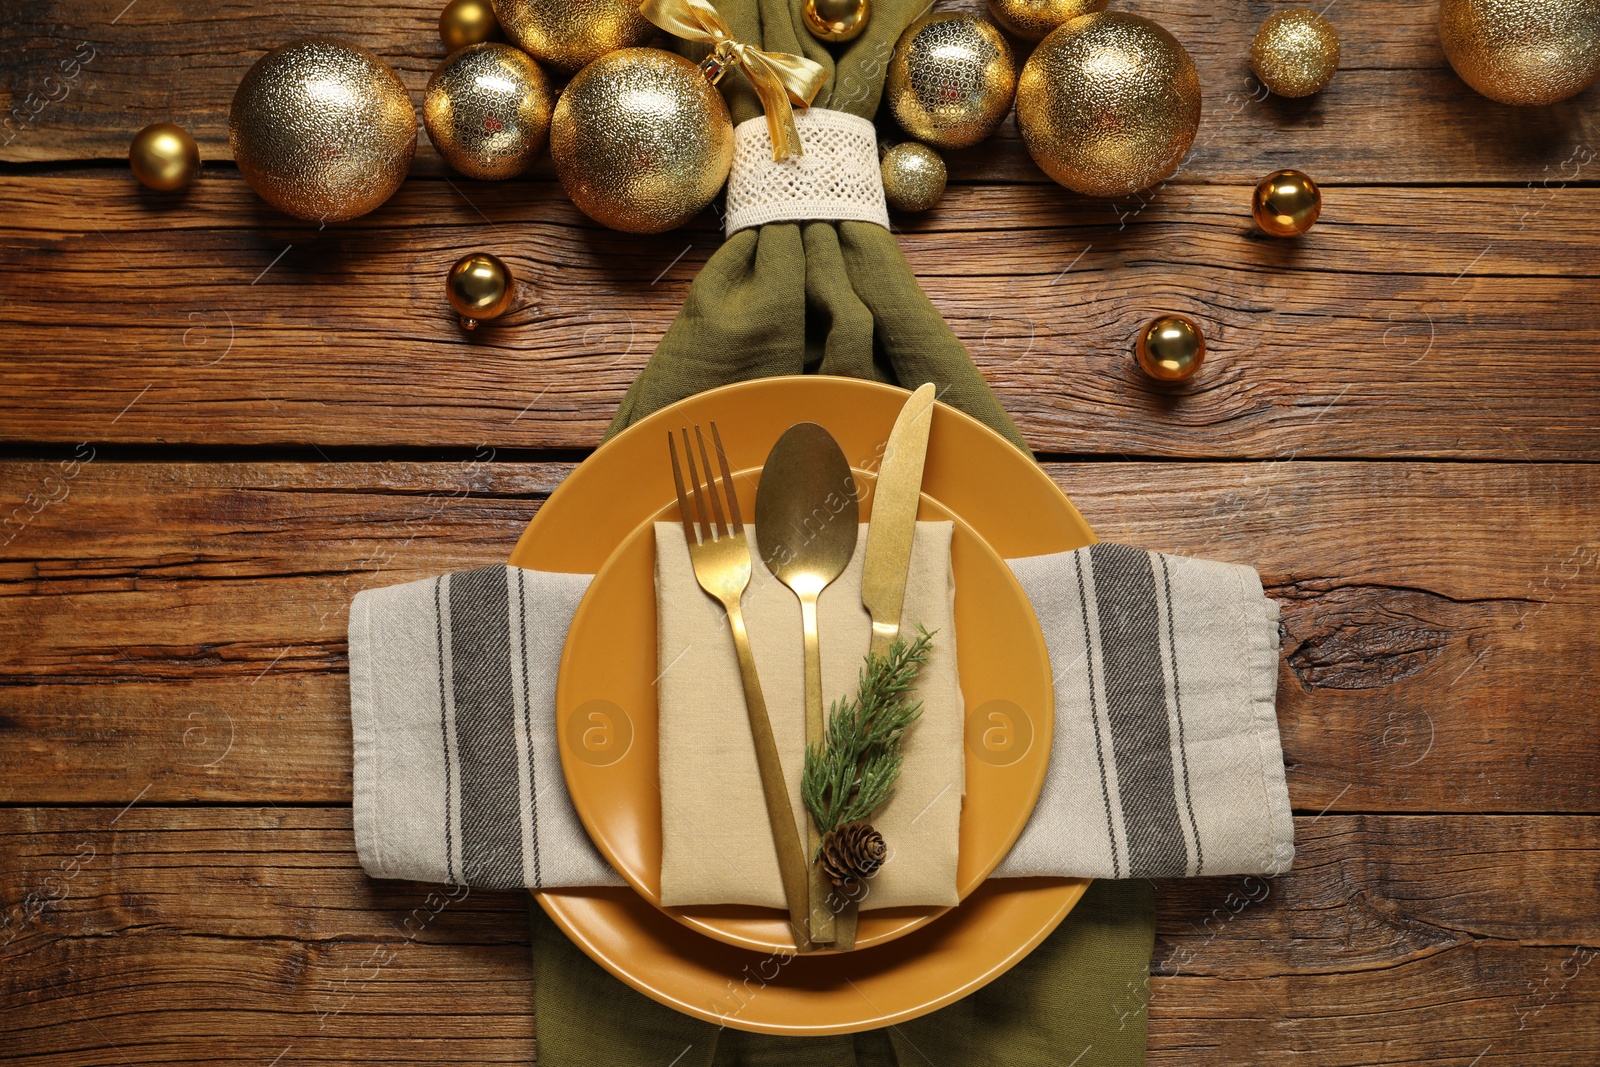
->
[1,0,1594,185]
[2,177,1598,457]
[2,459,1595,812]
[2,809,1595,1063]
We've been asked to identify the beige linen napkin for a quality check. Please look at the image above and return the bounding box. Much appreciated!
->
[654,521,962,910]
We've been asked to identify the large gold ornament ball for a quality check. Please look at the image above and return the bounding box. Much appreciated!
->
[550,48,734,234]
[440,0,499,51]
[1252,169,1321,237]
[1439,0,1600,105]
[887,14,1016,151]
[987,0,1106,43]
[804,0,870,43]
[881,142,946,212]
[447,252,515,329]
[129,122,201,191]
[1250,9,1340,98]
[1017,13,1201,198]
[492,0,653,74]
[1136,315,1205,382]
[229,39,417,223]
[424,44,553,180]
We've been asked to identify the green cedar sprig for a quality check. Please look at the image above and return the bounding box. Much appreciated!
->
[801,627,935,847]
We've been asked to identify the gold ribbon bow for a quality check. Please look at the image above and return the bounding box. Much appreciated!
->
[640,0,829,160]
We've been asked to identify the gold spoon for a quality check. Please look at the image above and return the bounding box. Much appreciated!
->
[757,422,859,945]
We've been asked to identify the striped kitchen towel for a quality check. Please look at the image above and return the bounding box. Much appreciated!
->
[346,545,1292,889]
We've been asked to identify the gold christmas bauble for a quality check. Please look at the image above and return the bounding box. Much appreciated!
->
[1136,315,1205,382]
[881,142,946,212]
[887,14,1016,151]
[1250,9,1340,98]
[447,252,515,329]
[1439,0,1600,105]
[550,48,733,234]
[1017,13,1201,198]
[129,122,201,191]
[804,0,870,43]
[987,0,1106,43]
[492,0,653,74]
[1252,169,1321,237]
[229,39,417,223]
[424,44,553,180]
[440,0,499,51]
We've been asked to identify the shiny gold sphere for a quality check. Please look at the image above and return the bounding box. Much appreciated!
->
[492,0,653,74]
[987,0,1106,43]
[447,251,515,329]
[1136,315,1205,382]
[804,0,870,43]
[129,122,201,191]
[551,48,733,233]
[887,14,1016,150]
[424,44,552,180]
[1017,13,1201,198]
[881,142,946,212]
[1252,169,1321,237]
[440,0,500,51]
[229,39,417,223]
[1250,9,1340,98]
[1439,0,1600,105]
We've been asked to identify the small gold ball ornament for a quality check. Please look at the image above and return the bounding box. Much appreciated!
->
[1250,9,1340,98]
[229,39,417,223]
[492,0,653,74]
[1136,315,1205,382]
[129,122,201,191]
[803,0,870,43]
[1439,0,1600,106]
[551,48,734,234]
[881,142,946,213]
[1252,169,1321,237]
[424,43,553,180]
[447,252,515,329]
[1017,13,1201,198]
[987,0,1106,43]
[887,14,1016,151]
[439,0,499,50]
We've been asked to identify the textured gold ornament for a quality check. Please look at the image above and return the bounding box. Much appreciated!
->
[424,44,553,180]
[1252,169,1321,237]
[1136,315,1205,382]
[803,0,869,43]
[447,252,515,329]
[1250,9,1340,98]
[881,142,946,212]
[987,0,1105,43]
[1016,13,1201,198]
[1439,0,1600,106]
[129,122,200,191]
[550,48,734,233]
[492,0,653,74]
[439,0,500,50]
[229,39,416,223]
[887,14,1016,151]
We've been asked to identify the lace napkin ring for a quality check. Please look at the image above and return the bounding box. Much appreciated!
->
[724,109,891,237]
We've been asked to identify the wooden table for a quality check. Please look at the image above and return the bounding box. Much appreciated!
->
[3,0,1597,1062]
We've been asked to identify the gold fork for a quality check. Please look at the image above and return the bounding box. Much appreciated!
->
[668,423,815,953]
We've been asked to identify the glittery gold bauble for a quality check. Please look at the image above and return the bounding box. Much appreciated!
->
[987,0,1106,42]
[1136,315,1204,382]
[550,48,733,233]
[440,0,499,51]
[424,44,552,180]
[1252,169,1321,237]
[129,122,200,191]
[881,142,946,212]
[887,14,1016,151]
[1250,9,1340,98]
[1016,13,1201,198]
[1439,0,1600,105]
[491,0,653,74]
[447,252,515,329]
[229,39,417,223]
[804,0,870,43]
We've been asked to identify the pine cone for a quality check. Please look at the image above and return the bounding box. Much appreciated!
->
[819,822,887,890]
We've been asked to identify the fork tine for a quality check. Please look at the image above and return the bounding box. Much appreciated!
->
[694,425,728,537]
[681,428,714,543]
[710,422,743,531]
[667,432,698,545]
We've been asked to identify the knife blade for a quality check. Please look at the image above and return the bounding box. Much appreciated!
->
[861,382,937,659]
